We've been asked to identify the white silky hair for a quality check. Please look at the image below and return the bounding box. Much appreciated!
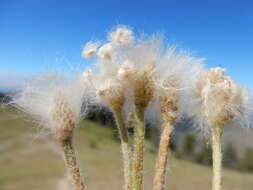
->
[80,25,252,135]
[189,67,251,135]
[156,46,204,116]
[81,27,206,125]
[12,73,86,133]
[108,25,134,46]
[82,41,100,59]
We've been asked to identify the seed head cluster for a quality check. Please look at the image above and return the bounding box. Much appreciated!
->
[11,25,252,190]
[13,25,251,137]
[81,26,250,127]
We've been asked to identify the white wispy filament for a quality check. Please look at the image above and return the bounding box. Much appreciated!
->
[13,73,85,137]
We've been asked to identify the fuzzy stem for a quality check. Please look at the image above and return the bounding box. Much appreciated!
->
[152,120,173,190]
[133,106,145,190]
[113,108,132,190]
[212,124,223,190]
[60,139,86,190]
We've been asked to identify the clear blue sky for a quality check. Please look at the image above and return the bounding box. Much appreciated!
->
[0,0,252,90]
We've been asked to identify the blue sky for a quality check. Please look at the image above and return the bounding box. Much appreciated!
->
[0,0,252,90]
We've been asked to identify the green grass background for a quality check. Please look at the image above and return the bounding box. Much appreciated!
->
[0,108,252,190]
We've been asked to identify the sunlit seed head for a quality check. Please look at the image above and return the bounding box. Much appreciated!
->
[12,73,85,138]
[133,70,155,109]
[155,47,204,123]
[116,37,162,109]
[97,43,114,61]
[117,60,135,80]
[109,26,134,46]
[96,80,125,109]
[160,96,179,123]
[82,41,100,59]
[50,92,76,140]
[191,67,250,128]
[157,76,181,122]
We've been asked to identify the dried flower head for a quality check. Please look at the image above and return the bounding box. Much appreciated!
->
[13,73,85,139]
[82,41,100,59]
[191,67,250,130]
[117,37,162,109]
[97,43,114,61]
[117,60,135,80]
[156,47,204,122]
[108,26,134,46]
[82,68,126,110]
[96,81,125,109]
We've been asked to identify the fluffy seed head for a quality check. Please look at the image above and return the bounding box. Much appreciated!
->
[117,60,135,80]
[116,37,162,110]
[156,47,204,123]
[82,41,100,59]
[97,43,114,61]
[118,59,155,109]
[96,80,125,109]
[51,92,76,140]
[13,73,85,139]
[109,26,134,46]
[81,68,126,110]
[81,28,161,112]
[191,67,250,129]
[133,69,156,109]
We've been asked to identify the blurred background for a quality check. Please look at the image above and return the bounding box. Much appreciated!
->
[0,0,253,190]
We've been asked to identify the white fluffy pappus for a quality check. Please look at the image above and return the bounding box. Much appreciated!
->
[156,46,204,122]
[97,43,114,62]
[189,67,250,132]
[12,73,86,137]
[81,68,127,110]
[82,41,100,59]
[108,25,134,46]
[116,36,164,109]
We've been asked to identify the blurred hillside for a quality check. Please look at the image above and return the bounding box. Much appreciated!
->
[85,104,253,173]
[0,92,12,104]
[0,108,253,190]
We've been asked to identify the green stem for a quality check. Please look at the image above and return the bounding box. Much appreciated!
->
[113,108,132,190]
[153,121,173,190]
[212,124,223,190]
[60,139,86,190]
[133,106,145,190]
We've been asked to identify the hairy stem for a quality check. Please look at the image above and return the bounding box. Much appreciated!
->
[212,124,223,190]
[60,139,86,190]
[113,108,132,190]
[133,106,145,190]
[153,121,173,190]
